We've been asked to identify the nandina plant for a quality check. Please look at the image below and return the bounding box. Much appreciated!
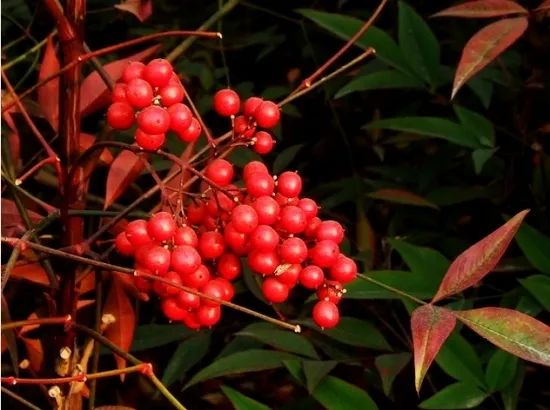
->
[1,1,549,409]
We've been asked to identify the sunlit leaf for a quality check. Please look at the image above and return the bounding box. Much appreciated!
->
[105,150,147,209]
[433,0,528,19]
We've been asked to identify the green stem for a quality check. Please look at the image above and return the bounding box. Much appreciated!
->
[3,35,50,70]
[357,273,427,306]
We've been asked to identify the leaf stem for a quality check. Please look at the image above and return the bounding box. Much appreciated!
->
[357,273,427,305]
[1,316,72,331]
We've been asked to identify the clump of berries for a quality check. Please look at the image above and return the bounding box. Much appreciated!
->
[107,59,202,151]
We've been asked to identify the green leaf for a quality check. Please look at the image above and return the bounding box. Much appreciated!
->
[346,270,440,300]
[184,349,298,389]
[519,275,550,311]
[335,70,424,98]
[389,239,450,279]
[221,385,270,410]
[303,317,391,351]
[313,376,378,410]
[485,350,518,391]
[454,105,495,147]
[303,360,338,393]
[514,222,550,275]
[472,148,498,174]
[368,188,439,209]
[297,9,412,76]
[273,144,304,174]
[398,2,441,86]
[242,264,268,304]
[130,325,192,352]
[236,323,319,359]
[436,332,486,387]
[367,117,481,148]
[375,352,411,396]
[500,362,525,410]
[283,359,304,383]
[162,333,210,387]
[419,382,488,409]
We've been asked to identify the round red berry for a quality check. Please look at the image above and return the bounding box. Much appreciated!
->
[162,297,188,321]
[275,264,301,288]
[196,305,221,327]
[210,278,235,301]
[299,265,325,289]
[277,171,302,198]
[253,131,275,155]
[122,61,146,83]
[243,161,269,180]
[245,172,275,197]
[182,264,210,289]
[254,101,280,128]
[310,240,339,268]
[135,129,165,151]
[137,105,170,134]
[216,253,242,281]
[250,225,279,251]
[223,223,249,255]
[304,217,322,238]
[329,255,357,283]
[298,198,318,221]
[248,250,280,276]
[141,245,171,274]
[158,271,182,296]
[243,96,263,118]
[159,83,184,107]
[252,195,280,225]
[279,237,308,264]
[171,245,201,275]
[262,278,289,303]
[168,103,193,133]
[317,281,344,304]
[147,212,176,242]
[143,59,173,88]
[178,117,202,142]
[174,226,198,247]
[115,232,134,256]
[176,289,200,310]
[112,83,128,103]
[126,78,153,109]
[312,300,340,329]
[198,231,225,260]
[201,280,226,307]
[231,204,258,234]
[279,206,307,234]
[186,201,207,225]
[316,220,345,244]
[213,88,240,117]
[205,159,234,187]
[125,219,152,247]
[107,102,135,130]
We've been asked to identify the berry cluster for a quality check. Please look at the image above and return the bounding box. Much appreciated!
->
[212,89,279,155]
[115,157,357,329]
[106,59,202,151]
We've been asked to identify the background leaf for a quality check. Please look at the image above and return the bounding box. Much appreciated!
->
[38,35,59,131]
[419,382,488,409]
[514,222,550,275]
[335,70,423,98]
[485,350,518,391]
[312,376,378,410]
[368,188,438,209]
[105,150,147,209]
[519,275,550,311]
[220,385,270,410]
[375,352,411,396]
[162,333,210,387]
[432,0,528,19]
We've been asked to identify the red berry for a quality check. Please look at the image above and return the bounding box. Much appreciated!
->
[250,225,279,251]
[141,245,171,275]
[279,206,307,234]
[329,255,357,284]
[112,83,128,103]
[126,78,154,109]
[216,253,242,281]
[176,289,201,310]
[158,83,184,107]
[253,131,275,155]
[122,61,146,83]
[182,311,201,330]
[223,223,249,255]
[262,278,289,303]
[275,264,301,288]
[178,117,202,142]
[201,280,225,306]
[168,103,193,133]
[248,250,280,276]
[206,191,236,216]
[115,232,134,256]
[213,88,240,117]
[134,276,152,293]
[198,231,225,260]
[147,212,176,242]
[162,297,188,321]
[243,161,269,180]
[174,226,198,247]
[158,271,182,296]
[135,129,165,151]
[310,240,339,268]
[317,281,343,304]
[196,305,221,327]
[137,106,170,134]
[134,243,155,267]
[316,220,345,244]
[171,245,201,275]
[277,171,302,198]
[231,204,258,234]
[304,217,322,238]
[252,196,280,225]
[210,277,235,301]
[182,264,210,289]
[254,101,280,128]
[187,201,207,225]
[312,300,340,329]
[299,265,325,289]
[143,59,173,88]
[279,237,308,264]
[107,102,135,130]
[243,96,263,118]
[298,198,318,221]
[245,172,275,197]
[233,115,255,138]
[125,219,152,247]
[205,159,234,187]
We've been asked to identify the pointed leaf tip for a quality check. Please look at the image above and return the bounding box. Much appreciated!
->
[432,209,529,303]
[411,304,456,393]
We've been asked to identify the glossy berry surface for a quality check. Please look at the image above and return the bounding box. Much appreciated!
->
[213,88,241,117]
[312,300,340,329]
[107,102,135,130]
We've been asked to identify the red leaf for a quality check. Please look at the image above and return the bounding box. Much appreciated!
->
[114,0,153,22]
[432,209,529,303]
[368,188,439,209]
[103,276,135,374]
[452,17,528,98]
[38,35,60,131]
[455,308,550,366]
[535,0,550,12]
[80,45,159,117]
[80,133,114,165]
[432,0,528,19]
[1,199,44,236]
[9,262,50,286]
[20,337,43,372]
[105,150,147,210]
[411,304,456,392]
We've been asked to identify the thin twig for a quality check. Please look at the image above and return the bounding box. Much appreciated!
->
[357,273,426,305]
[1,315,72,331]
[1,386,42,410]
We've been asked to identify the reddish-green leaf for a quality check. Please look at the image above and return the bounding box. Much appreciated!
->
[80,133,114,165]
[368,188,439,209]
[115,0,153,22]
[38,35,59,131]
[451,17,528,99]
[1,199,44,236]
[455,308,550,366]
[432,209,529,303]
[105,150,147,209]
[433,0,528,19]
[103,276,135,374]
[10,262,50,286]
[80,45,159,116]
[411,304,457,393]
